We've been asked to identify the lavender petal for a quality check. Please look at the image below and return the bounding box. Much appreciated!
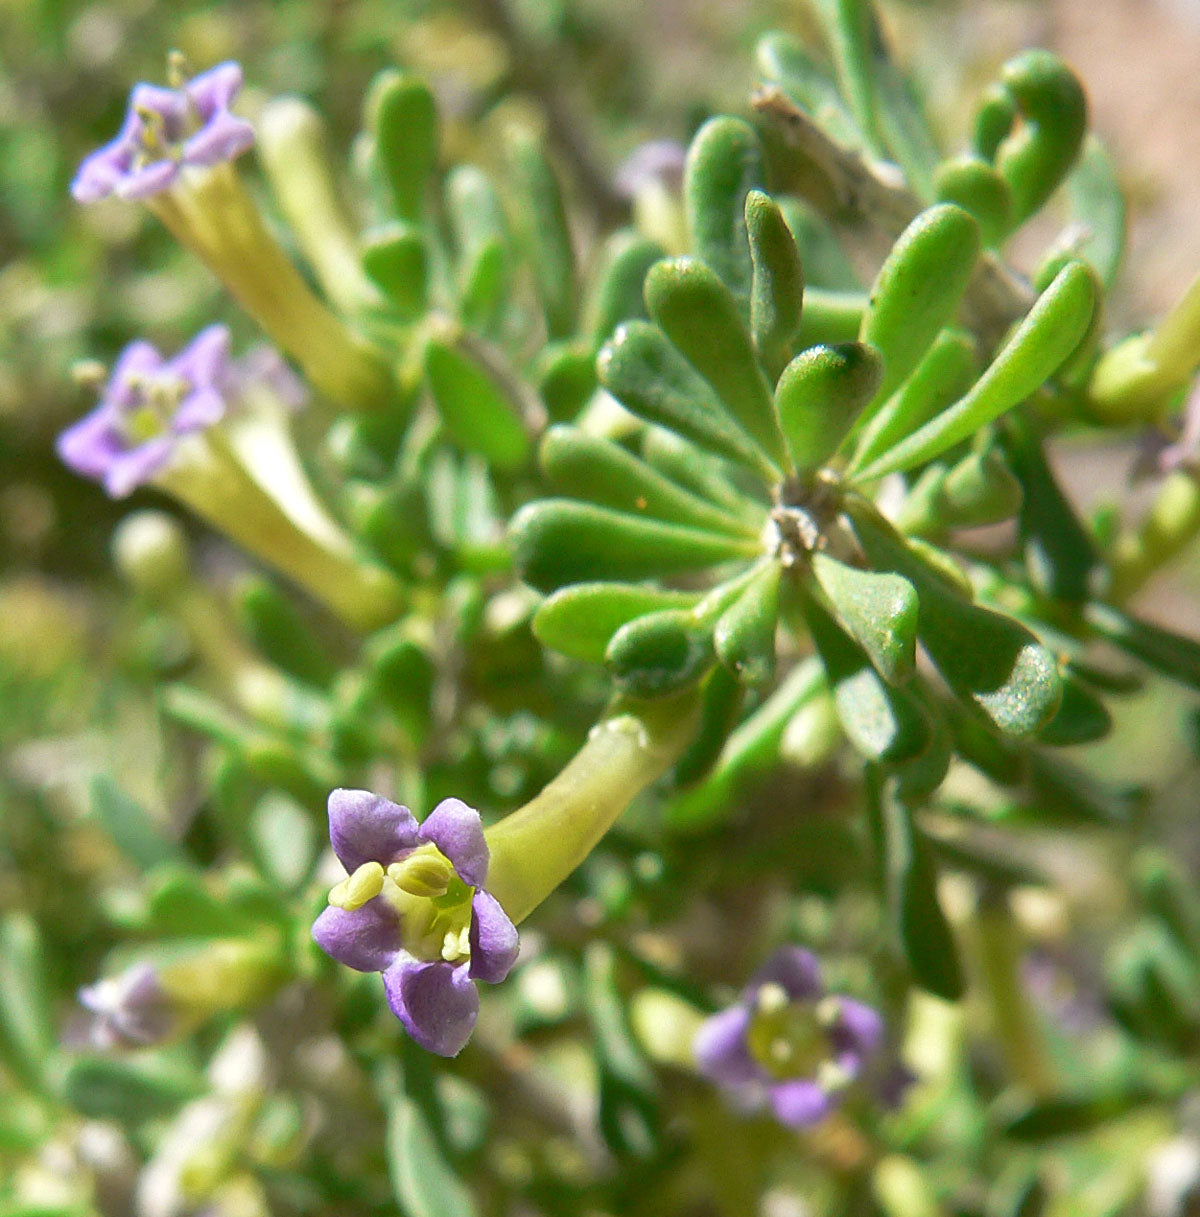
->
[312,900,402,973]
[103,437,176,498]
[467,889,520,983]
[694,1005,761,1088]
[327,788,420,872]
[418,797,488,886]
[186,62,245,115]
[383,957,480,1057]
[830,997,884,1074]
[769,1078,835,1128]
[747,946,823,1003]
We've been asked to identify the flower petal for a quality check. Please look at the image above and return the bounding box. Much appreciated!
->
[384,957,479,1057]
[747,946,822,1003]
[418,797,488,886]
[186,62,244,115]
[693,1004,761,1088]
[117,159,181,200]
[467,890,519,983]
[312,900,402,973]
[183,113,255,167]
[769,1078,835,1128]
[327,788,420,872]
[173,325,232,389]
[173,388,226,432]
[830,997,884,1075]
[104,437,175,498]
[57,408,125,480]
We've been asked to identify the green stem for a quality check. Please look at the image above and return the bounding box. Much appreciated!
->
[151,166,394,412]
[972,890,1055,1096]
[485,689,701,923]
[161,436,404,631]
[1109,469,1200,601]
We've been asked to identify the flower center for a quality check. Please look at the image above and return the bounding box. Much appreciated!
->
[327,846,475,966]
[120,373,190,443]
[745,983,834,1082]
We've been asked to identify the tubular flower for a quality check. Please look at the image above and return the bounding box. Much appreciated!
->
[78,962,175,1049]
[312,790,520,1057]
[58,325,233,498]
[693,947,888,1128]
[72,61,254,204]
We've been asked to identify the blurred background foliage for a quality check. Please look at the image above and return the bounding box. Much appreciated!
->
[7,0,1200,1212]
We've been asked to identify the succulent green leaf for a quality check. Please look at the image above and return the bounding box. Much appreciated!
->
[387,1090,478,1217]
[598,322,776,477]
[811,552,918,684]
[871,777,965,1001]
[368,71,438,224]
[1085,602,1200,692]
[234,575,337,689]
[795,287,869,348]
[673,666,746,787]
[1067,136,1126,288]
[445,166,510,329]
[940,446,1024,528]
[645,257,787,470]
[810,0,885,154]
[988,50,1088,227]
[640,428,765,524]
[858,204,981,411]
[934,156,1012,248]
[848,329,977,471]
[802,591,930,762]
[92,776,180,870]
[714,563,780,685]
[540,426,754,537]
[510,499,756,593]
[847,504,1063,736]
[62,1055,204,1124]
[755,33,859,145]
[586,231,664,344]
[1001,417,1097,603]
[534,341,596,422]
[775,341,883,471]
[851,261,1096,480]
[746,189,805,374]
[0,915,54,1087]
[508,133,577,339]
[1037,674,1112,746]
[424,339,530,471]
[362,223,429,319]
[533,583,701,664]
[606,610,715,698]
[684,117,766,315]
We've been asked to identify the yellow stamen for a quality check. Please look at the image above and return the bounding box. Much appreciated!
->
[756,982,790,1015]
[387,850,454,899]
[328,861,385,911]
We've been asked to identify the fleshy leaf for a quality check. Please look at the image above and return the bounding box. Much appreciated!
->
[362,224,429,319]
[598,322,776,477]
[850,261,1096,481]
[714,563,781,686]
[586,231,664,344]
[368,71,438,224]
[847,504,1063,736]
[645,257,787,469]
[445,166,510,330]
[684,117,766,315]
[606,610,715,698]
[510,499,757,593]
[811,552,918,684]
[775,341,883,471]
[746,189,805,375]
[539,426,756,538]
[533,583,701,664]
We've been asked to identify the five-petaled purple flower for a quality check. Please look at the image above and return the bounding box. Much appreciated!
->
[58,325,233,498]
[312,789,520,1057]
[693,947,888,1128]
[79,962,175,1050]
[72,61,254,204]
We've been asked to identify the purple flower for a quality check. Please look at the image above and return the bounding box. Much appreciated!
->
[58,325,233,497]
[614,139,687,199]
[693,947,888,1128]
[72,61,254,204]
[312,789,520,1057]
[79,963,176,1049]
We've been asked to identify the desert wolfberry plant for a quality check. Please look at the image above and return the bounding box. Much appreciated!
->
[7,1,1200,1213]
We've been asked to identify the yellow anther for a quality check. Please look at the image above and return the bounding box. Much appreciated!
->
[769,1037,794,1066]
[167,50,191,89]
[756,982,790,1015]
[387,850,454,899]
[815,996,841,1027]
[328,861,385,911]
[817,1060,852,1093]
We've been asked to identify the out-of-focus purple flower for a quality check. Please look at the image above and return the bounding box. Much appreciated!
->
[614,139,687,200]
[72,61,254,204]
[79,963,176,1049]
[693,947,891,1128]
[230,345,309,412]
[57,325,233,497]
[312,789,520,1057]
